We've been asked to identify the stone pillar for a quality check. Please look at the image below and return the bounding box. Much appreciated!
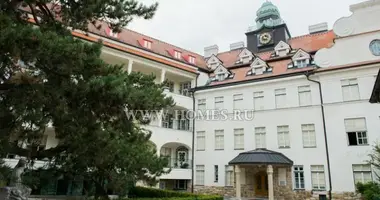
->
[235,165,241,199]
[127,60,134,74]
[267,165,274,200]
[160,69,166,83]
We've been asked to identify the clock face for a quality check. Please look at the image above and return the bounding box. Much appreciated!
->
[369,39,380,56]
[259,32,272,45]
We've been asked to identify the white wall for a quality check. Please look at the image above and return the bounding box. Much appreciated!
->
[193,65,380,192]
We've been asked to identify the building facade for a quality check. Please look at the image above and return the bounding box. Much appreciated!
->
[2,0,380,199]
[193,1,380,200]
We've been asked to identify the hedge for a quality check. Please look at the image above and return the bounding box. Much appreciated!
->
[128,186,223,200]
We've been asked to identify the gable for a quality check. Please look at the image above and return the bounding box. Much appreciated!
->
[292,49,311,61]
[207,54,222,70]
[250,57,268,68]
[236,48,254,64]
[214,64,230,75]
[274,41,291,57]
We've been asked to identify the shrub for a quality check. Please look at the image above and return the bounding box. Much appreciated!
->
[356,182,380,200]
[128,186,223,200]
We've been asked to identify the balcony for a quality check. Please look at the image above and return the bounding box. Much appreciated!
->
[163,89,192,110]
[159,143,192,180]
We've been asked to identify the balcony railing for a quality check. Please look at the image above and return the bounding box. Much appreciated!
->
[165,158,192,169]
[162,119,192,132]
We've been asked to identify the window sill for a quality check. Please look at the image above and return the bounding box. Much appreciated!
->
[279,147,291,149]
[196,149,206,151]
[303,146,317,148]
[234,148,245,150]
[215,149,224,151]
[294,189,306,191]
[348,144,370,147]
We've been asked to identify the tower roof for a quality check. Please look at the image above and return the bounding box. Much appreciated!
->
[256,1,281,22]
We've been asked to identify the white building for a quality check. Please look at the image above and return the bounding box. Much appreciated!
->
[3,0,380,199]
[193,1,380,200]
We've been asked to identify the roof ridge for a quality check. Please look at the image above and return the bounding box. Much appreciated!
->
[290,30,334,40]
[122,27,204,57]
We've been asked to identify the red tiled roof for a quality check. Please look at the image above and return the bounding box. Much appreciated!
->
[207,30,336,86]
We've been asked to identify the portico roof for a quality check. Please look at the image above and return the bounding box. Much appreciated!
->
[370,69,380,103]
[228,148,293,166]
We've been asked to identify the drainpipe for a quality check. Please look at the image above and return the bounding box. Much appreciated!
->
[191,73,199,193]
[305,71,333,200]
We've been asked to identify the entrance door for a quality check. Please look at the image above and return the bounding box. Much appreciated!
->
[255,172,268,197]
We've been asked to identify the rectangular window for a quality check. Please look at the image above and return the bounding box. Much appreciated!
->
[311,165,326,191]
[215,97,224,110]
[225,165,234,187]
[233,94,244,110]
[189,56,196,64]
[353,164,372,184]
[302,124,316,148]
[234,128,244,150]
[215,130,224,150]
[196,165,205,186]
[143,39,152,49]
[294,166,305,189]
[217,74,225,81]
[298,85,312,106]
[174,180,187,190]
[179,82,191,97]
[255,127,266,148]
[253,91,265,110]
[174,50,182,59]
[214,165,219,183]
[345,118,368,146]
[162,114,174,128]
[296,59,308,68]
[275,88,287,108]
[277,125,290,148]
[255,67,264,75]
[198,99,206,110]
[165,81,174,92]
[196,131,206,151]
[341,78,360,101]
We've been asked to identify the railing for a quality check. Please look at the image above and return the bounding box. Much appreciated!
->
[162,120,193,132]
[165,158,192,169]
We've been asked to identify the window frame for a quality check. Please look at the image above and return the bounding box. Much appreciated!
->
[225,165,234,187]
[214,129,224,150]
[293,166,305,190]
[143,39,152,49]
[174,50,182,59]
[275,88,287,108]
[253,91,265,110]
[214,96,224,110]
[214,165,219,183]
[341,78,360,101]
[197,99,206,110]
[255,127,266,149]
[352,164,373,185]
[195,165,205,186]
[302,124,317,148]
[234,128,245,150]
[277,125,290,148]
[196,131,206,151]
[344,118,369,146]
[298,85,312,106]
[189,56,196,64]
[311,165,326,191]
[233,94,244,110]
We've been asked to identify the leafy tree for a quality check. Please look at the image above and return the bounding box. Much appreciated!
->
[0,0,173,198]
[369,143,380,180]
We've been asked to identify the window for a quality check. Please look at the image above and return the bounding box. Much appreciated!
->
[298,85,312,106]
[179,82,191,97]
[275,88,287,108]
[225,165,234,186]
[189,56,196,64]
[217,74,225,81]
[345,118,368,146]
[296,60,308,68]
[353,164,372,184]
[174,50,182,59]
[215,130,224,150]
[198,99,206,110]
[143,39,152,49]
[214,97,224,110]
[233,94,244,110]
[294,166,305,189]
[341,78,360,101]
[195,165,205,185]
[162,114,174,128]
[234,128,244,150]
[165,81,174,92]
[214,165,219,182]
[174,180,187,190]
[255,127,266,148]
[253,91,264,110]
[311,165,326,190]
[277,125,290,148]
[196,131,206,151]
[302,124,316,148]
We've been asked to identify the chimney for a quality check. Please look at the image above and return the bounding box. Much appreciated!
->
[204,45,219,58]
[230,41,245,51]
[309,22,328,34]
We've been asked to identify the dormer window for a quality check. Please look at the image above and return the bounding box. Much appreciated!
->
[248,57,270,76]
[213,64,230,82]
[143,39,152,49]
[292,49,311,68]
[217,74,225,81]
[237,48,254,64]
[207,55,222,70]
[174,50,182,59]
[188,56,196,64]
[274,41,291,57]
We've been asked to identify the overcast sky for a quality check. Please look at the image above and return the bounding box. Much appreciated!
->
[128,0,364,55]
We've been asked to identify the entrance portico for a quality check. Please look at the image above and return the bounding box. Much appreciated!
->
[229,148,293,200]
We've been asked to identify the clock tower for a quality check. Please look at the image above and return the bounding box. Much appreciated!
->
[245,1,291,53]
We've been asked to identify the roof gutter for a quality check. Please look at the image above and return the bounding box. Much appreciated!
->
[304,71,333,200]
